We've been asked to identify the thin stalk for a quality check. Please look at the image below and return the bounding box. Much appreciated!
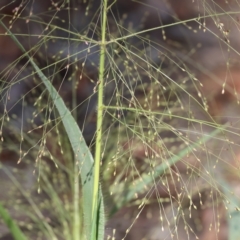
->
[92,0,108,223]
[72,76,80,239]
[73,159,80,240]
[67,0,81,236]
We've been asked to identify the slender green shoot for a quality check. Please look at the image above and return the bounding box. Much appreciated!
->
[0,202,27,240]
[92,0,108,227]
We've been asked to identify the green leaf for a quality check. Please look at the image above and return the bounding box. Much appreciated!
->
[0,20,105,240]
[218,178,240,240]
[0,202,27,240]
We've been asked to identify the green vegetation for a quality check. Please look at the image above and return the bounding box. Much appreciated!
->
[0,1,240,240]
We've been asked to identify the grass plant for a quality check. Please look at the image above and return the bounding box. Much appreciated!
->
[0,1,240,240]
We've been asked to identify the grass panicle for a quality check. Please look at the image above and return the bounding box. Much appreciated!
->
[1,1,240,240]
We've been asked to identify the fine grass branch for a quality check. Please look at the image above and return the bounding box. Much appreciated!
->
[109,124,226,215]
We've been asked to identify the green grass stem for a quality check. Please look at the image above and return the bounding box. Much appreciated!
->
[92,0,108,237]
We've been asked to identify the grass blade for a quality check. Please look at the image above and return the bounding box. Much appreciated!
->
[0,20,105,240]
[217,178,240,240]
[0,202,27,240]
